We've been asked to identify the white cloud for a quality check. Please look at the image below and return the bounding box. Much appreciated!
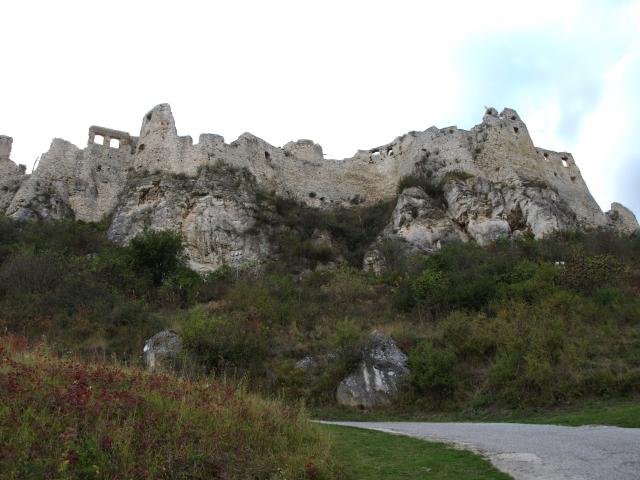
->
[0,0,638,215]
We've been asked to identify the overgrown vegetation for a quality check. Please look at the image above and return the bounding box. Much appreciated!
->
[0,335,340,479]
[254,191,395,268]
[396,170,473,200]
[0,214,639,413]
[0,217,229,357]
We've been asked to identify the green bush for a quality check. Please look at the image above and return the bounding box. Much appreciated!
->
[128,229,185,286]
[257,190,395,267]
[332,319,365,372]
[409,340,457,399]
[180,307,269,374]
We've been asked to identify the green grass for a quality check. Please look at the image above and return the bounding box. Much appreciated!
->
[320,424,511,480]
[510,401,640,428]
[313,399,640,428]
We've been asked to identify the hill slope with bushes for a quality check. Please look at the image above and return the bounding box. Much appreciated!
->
[0,335,339,479]
[0,214,639,412]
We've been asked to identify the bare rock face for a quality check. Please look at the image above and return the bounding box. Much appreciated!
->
[0,136,27,212]
[364,186,466,272]
[143,330,182,372]
[387,187,466,253]
[108,164,272,272]
[442,176,579,240]
[365,174,582,270]
[336,332,409,408]
[606,203,639,235]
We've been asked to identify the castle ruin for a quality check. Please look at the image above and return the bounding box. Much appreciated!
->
[1,104,637,271]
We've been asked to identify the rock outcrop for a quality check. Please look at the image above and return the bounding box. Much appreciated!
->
[0,136,27,212]
[143,330,182,372]
[1,105,636,271]
[606,203,639,235]
[336,332,410,408]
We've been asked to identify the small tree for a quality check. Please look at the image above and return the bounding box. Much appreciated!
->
[129,229,185,286]
[409,339,457,400]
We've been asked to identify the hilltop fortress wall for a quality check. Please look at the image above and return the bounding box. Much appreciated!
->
[78,103,604,226]
[1,104,636,271]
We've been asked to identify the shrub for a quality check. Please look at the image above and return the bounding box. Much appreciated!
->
[180,307,269,374]
[128,229,185,286]
[409,339,457,399]
[332,319,365,372]
[561,254,626,293]
[256,190,394,267]
[0,252,66,295]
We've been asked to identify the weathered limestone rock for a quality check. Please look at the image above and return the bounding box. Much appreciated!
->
[606,203,639,235]
[0,136,27,211]
[442,176,577,239]
[143,330,182,372]
[108,165,272,272]
[467,218,511,246]
[384,186,466,253]
[336,332,409,408]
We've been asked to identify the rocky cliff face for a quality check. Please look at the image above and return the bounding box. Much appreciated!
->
[1,105,637,271]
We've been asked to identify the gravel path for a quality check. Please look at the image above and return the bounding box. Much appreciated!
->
[322,421,640,480]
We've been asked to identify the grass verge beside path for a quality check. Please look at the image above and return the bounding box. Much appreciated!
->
[314,399,640,428]
[320,424,512,480]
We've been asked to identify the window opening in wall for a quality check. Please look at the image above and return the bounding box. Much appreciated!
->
[264,151,271,160]
[543,152,549,160]
[138,144,145,152]
[561,156,569,167]
[387,148,393,156]
[570,176,576,182]
[510,115,516,121]
[371,151,381,161]
[94,135,104,145]
[513,127,519,134]
[110,138,120,149]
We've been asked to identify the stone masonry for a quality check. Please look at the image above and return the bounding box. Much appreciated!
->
[1,105,637,271]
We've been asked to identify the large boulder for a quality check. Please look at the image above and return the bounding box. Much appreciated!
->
[143,330,182,372]
[336,332,409,408]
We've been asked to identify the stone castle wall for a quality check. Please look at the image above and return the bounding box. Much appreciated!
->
[0,104,635,271]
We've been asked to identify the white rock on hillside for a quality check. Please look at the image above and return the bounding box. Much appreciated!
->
[336,332,409,408]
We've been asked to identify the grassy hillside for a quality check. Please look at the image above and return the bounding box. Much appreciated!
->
[0,335,340,479]
[0,213,638,413]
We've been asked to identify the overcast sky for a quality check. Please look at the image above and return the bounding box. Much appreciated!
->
[1,0,638,215]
